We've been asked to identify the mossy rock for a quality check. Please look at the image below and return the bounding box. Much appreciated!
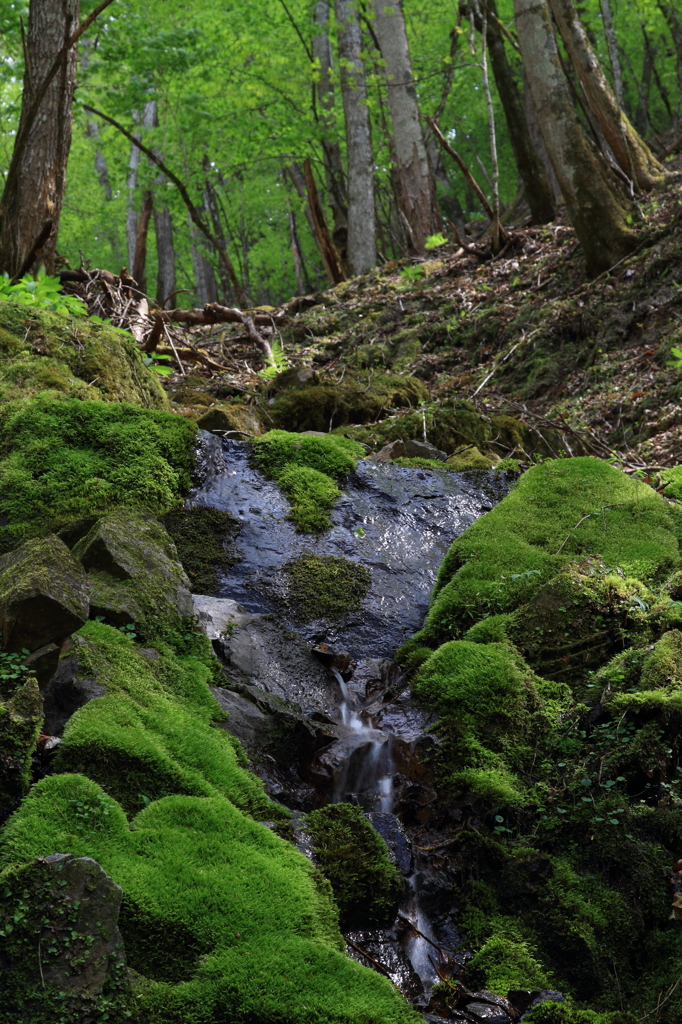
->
[0,678,42,823]
[270,372,427,433]
[162,506,242,596]
[196,402,266,436]
[1,774,420,1024]
[305,803,405,929]
[446,445,500,471]
[72,509,193,635]
[0,398,197,553]
[0,303,167,410]
[283,553,371,620]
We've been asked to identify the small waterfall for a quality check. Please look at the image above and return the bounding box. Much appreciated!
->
[331,668,394,813]
[401,875,440,995]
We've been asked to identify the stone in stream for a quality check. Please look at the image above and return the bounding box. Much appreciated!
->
[0,534,89,653]
[0,853,128,1016]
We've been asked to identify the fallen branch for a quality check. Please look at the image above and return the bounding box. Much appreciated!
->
[346,938,395,981]
[144,303,274,363]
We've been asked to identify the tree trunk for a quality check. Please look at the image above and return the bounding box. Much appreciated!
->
[335,0,376,275]
[425,137,467,233]
[189,214,218,306]
[659,3,682,107]
[126,101,156,271]
[514,0,637,276]
[0,0,80,276]
[524,72,562,203]
[131,190,153,292]
[599,0,623,109]
[466,0,555,223]
[548,0,664,191]
[153,204,176,309]
[372,0,441,251]
[313,0,348,261]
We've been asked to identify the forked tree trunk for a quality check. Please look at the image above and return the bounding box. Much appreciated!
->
[373,0,441,251]
[0,0,80,276]
[468,0,555,224]
[336,0,376,275]
[514,0,637,276]
[548,0,665,191]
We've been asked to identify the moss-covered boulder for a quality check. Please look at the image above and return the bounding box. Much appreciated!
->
[0,534,89,652]
[0,302,167,410]
[162,505,242,596]
[0,853,129,1023]
[446,445,500,471]
[0,399,197,553]
[196,402,266,435]
[72,509,193,632]
[0,678,42,822]
[305,803,405,929]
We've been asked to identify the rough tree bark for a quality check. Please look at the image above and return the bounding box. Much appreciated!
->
[153,203,175,309]
[189,210,218,306]
[514,0,637,276]
[335,0,376,275]
[599,0,623,109]
[313,0,348,266]
[548,0,664,191]
[0,0,80,276]
[372,0,441,251]
[126,101,156,271]
[464,0,555,224]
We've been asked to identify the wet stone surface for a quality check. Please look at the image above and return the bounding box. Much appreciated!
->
[188,437,509,660]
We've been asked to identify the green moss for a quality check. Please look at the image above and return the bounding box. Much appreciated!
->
[467,920,550,992]
[162,506,241,596]
[403,458,680,654]
[0,679,42,823]
[284,553,371,620]
[0,303,167,409]
[305,803,405,929]
[250,430,364,533]
[445,446,499,471]
[1,777,419,1024]
[54,621,271,818]
[0,398,197,552]
[525,1005,635,1024]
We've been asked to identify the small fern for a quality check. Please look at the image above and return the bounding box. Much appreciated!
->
[258,339,289,380]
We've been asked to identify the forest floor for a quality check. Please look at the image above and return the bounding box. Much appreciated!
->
[147,164,682,471]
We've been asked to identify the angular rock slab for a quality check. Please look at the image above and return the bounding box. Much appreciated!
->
[0,534,89,653]
[0,853,128,1014]
[73,509,193,626]
[42,635,107,736]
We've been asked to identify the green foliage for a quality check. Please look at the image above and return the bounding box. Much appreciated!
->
[0,648,30,699]
[1,776,418,1024]
[424,233,448,250]
[250,429,363,532]
[283,553,371,620]
[0,271,86,318]
[258,339,290,380]
[162,505,241,595]
[467,921,550,992]
[305,803,405,929]
[0,399,196,552]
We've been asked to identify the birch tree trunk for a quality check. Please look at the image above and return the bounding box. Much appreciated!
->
[313,0,348,259]
[469,0,555,224]
[0,0,80,276]
[548,0,664,191]
[372,0,441,251]
[514,0,637,276]
[336,0,376,275]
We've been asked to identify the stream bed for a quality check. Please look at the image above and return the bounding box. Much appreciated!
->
[189,433,512,1011]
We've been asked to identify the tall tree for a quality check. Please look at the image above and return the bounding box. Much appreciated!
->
[313,0,348,263]
[548,0,665,192]
[126,101,156,272]
[373,0,441,251]
[336,0,376,275]
[514,0,637,276]
[463,0,555,224]
[0,0,80,276]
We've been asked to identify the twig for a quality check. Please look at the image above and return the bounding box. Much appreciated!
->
[346,938,395,981]
[38,938,45,989]
[397,914,443,953]
[428,954,459,993]
[162,323,185,376]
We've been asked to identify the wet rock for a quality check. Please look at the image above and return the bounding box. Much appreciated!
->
[367,811,413,874]
[467,992,517,1016]
[524,991,566,1015]
[0,534,89,653]
[73,509,193,628]
[193,595,251,639]
[42,636,107,736]
[192,429,228,486]
[465,1002,511,1024]
[197,404,265,437]
[0,678,42,822]
[23,641,60,690]
[508,992,535,1014]
[191,439,508,659]
[404,440,448,461]
[346,928,424,1001]
[0,853,128,1016]
[348,658,403,704]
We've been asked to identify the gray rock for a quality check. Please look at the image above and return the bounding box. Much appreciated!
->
[42,636,107,736]
[366,811,413,874]
[57,514,102,549]
[465,1002,511,1024]
[370,439,406,462]
[524,992,566,1016]
[0,853,128,1014]
[73,509,193,628]
[346,928,424,1001]
[193,429,228,485]
[404,440,448,461]
[193,595,251,639]
[23,642,60,690]
[0,534,89,653]
[0,678,42,822]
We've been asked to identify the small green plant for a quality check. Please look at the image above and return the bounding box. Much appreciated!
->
[0,649,30,695]
[258,339,289,380]
[67,791,114,834]
[142,353,174,377]
[0,269,86,317]
[667,346,682,369]
[400,264,425,282]
[425,232,447,249]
